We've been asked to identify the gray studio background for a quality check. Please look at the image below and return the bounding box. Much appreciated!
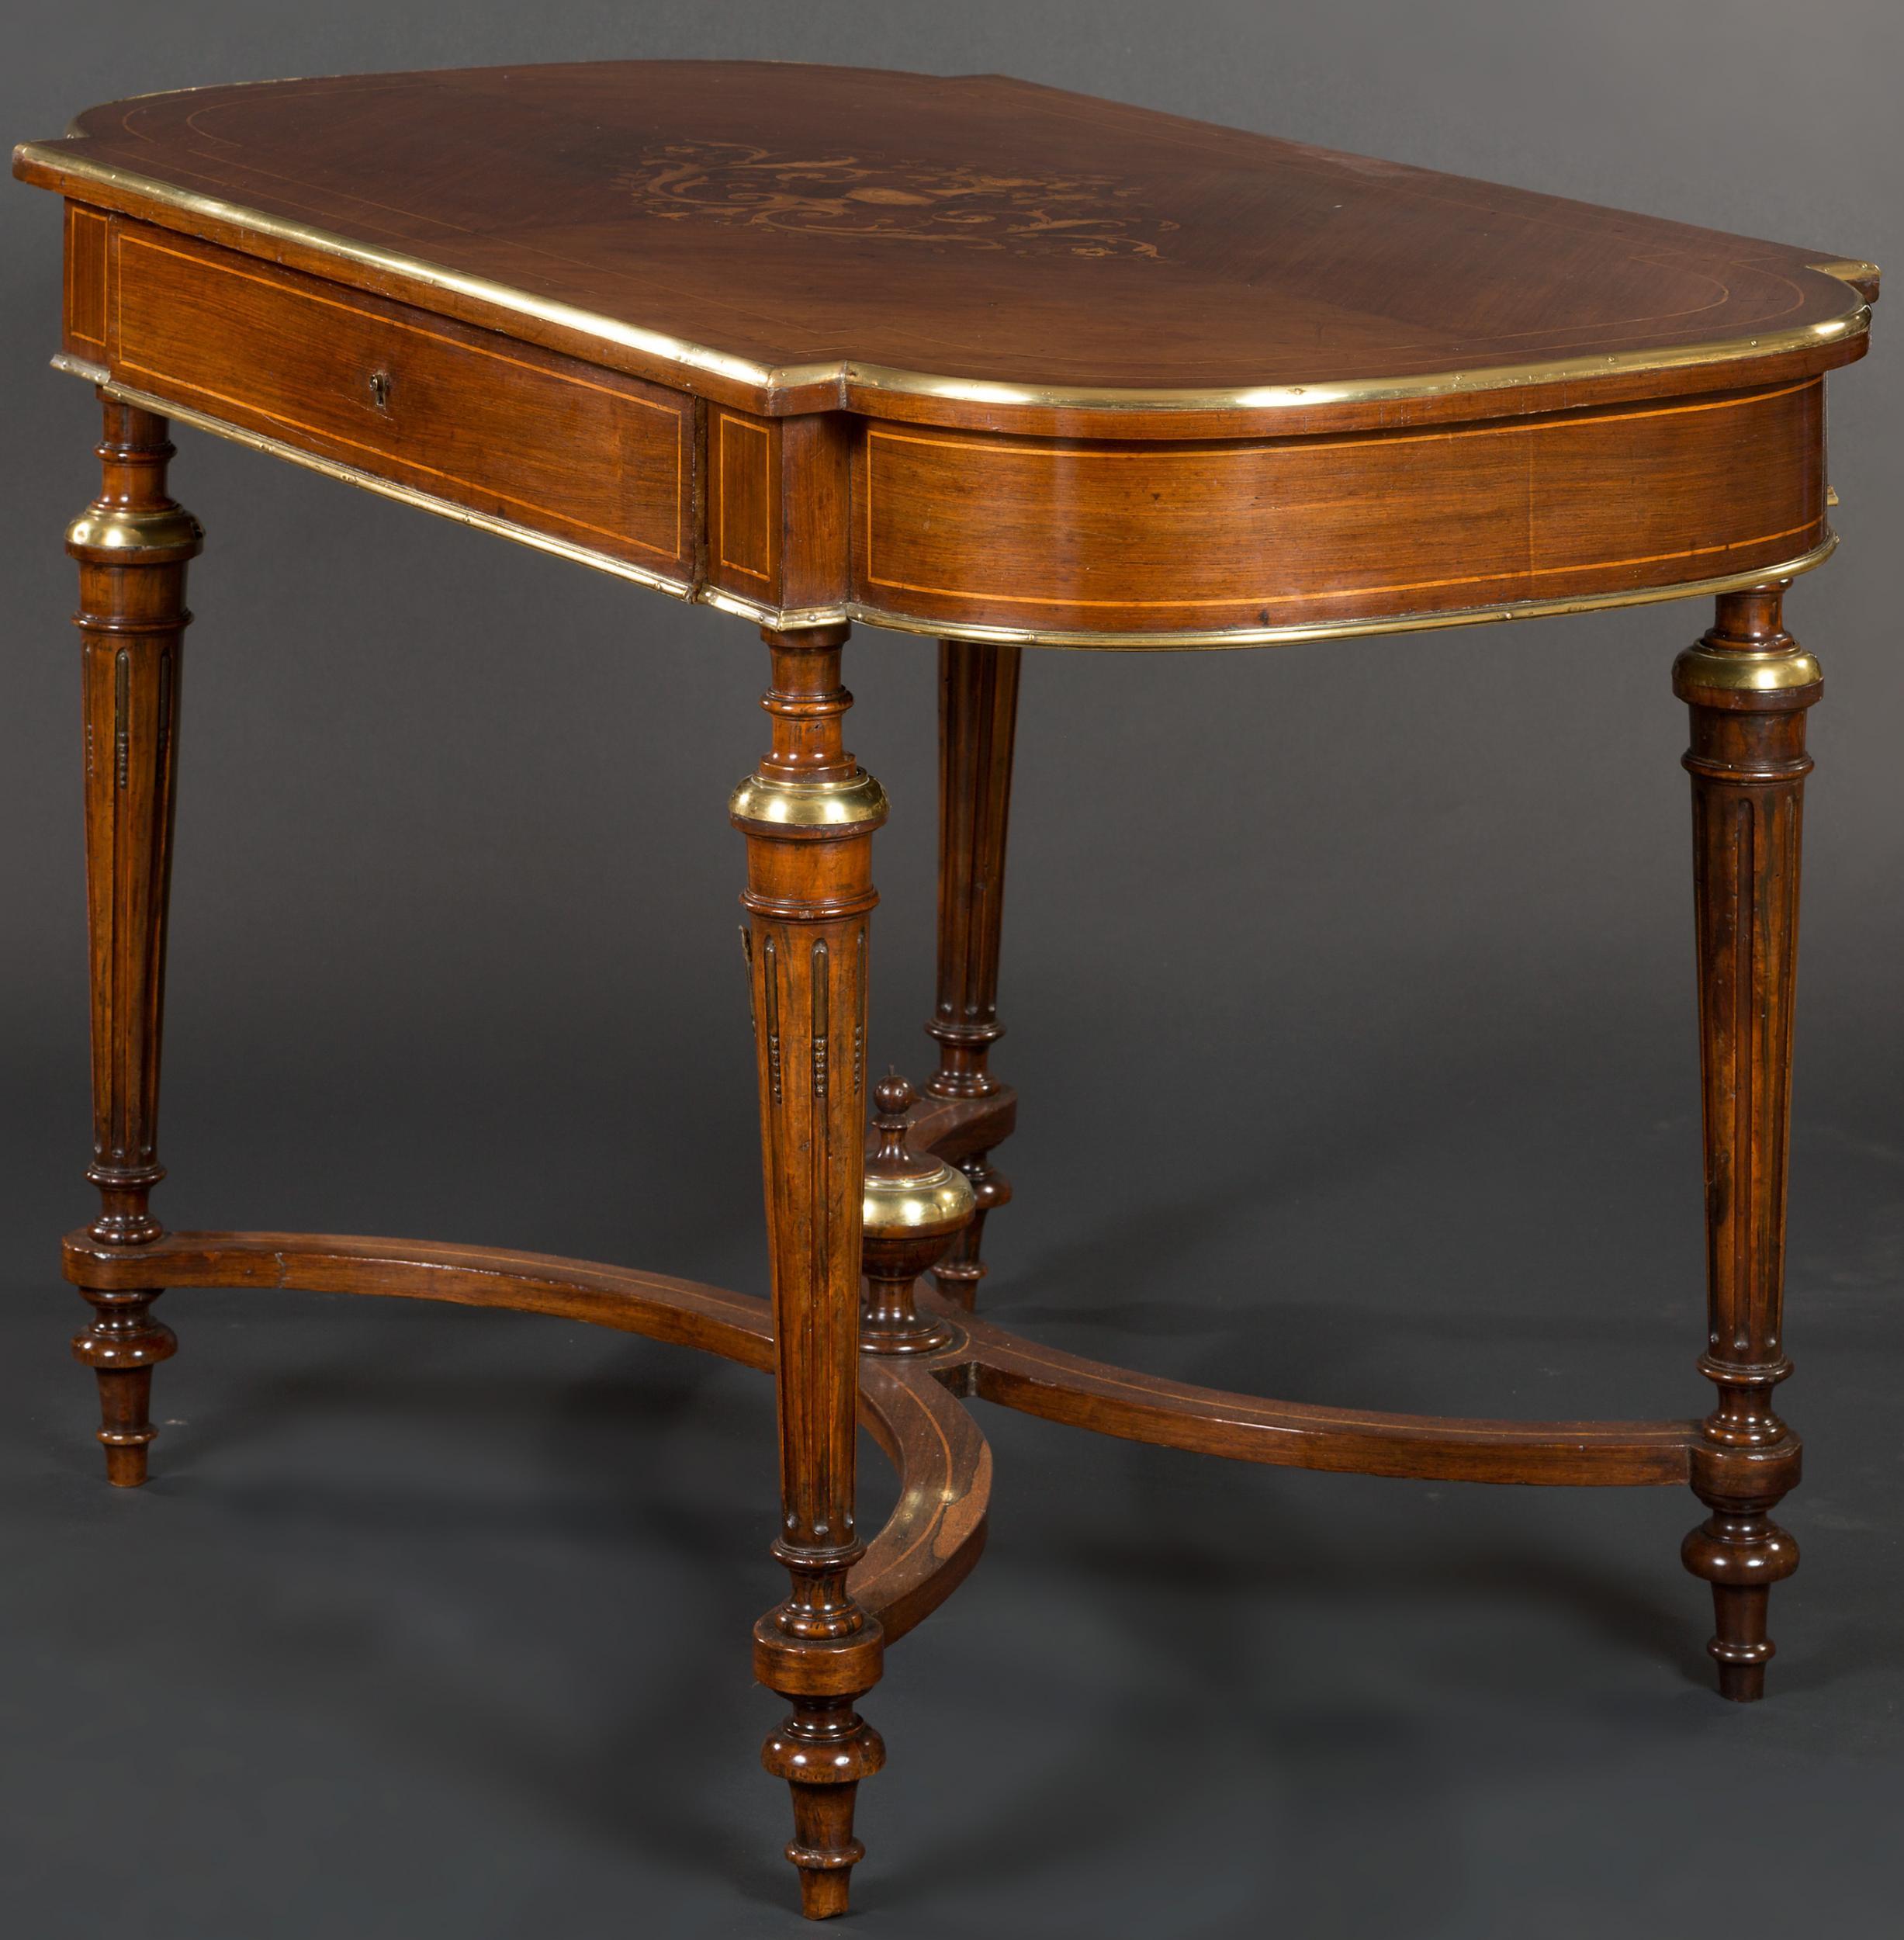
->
[3,5,1899,1938]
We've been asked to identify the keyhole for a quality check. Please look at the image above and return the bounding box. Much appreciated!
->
[368,369,392,411]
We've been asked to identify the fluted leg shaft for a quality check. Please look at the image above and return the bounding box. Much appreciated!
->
[926,639,1021,1308]
[732,624,886,1917]
[67,400,200,1485]
[1675,587,1817,1699]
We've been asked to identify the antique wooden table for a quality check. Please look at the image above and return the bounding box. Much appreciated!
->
[16,61,1880,1918]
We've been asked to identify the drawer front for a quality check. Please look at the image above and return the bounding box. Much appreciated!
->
[106,221,691,578]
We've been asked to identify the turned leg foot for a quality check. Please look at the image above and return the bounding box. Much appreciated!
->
[68,400,198,1484]
[72,1287,177,1486]
[1675,589,1816,1700]
[761,1686,886,1918]
[1683,1495,1799,1701]
[735,624,888,1914]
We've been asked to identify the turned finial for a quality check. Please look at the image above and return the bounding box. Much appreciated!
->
[868,1071,919,1170]
[859,1069,973,1354]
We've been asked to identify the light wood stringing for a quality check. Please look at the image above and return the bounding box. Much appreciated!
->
[106,220,691,577]
[853,382,1826,638]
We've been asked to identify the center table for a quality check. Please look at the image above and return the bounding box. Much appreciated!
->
[14,61,1879,1917]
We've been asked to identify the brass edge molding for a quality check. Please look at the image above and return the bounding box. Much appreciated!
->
[19,146,782,393]
[701,584,850,630]
[19,143,1874,417]
[50,359,1840,651]
[1808,258,1881,299]
[845,536,1840,651]
[832,307,1868,415]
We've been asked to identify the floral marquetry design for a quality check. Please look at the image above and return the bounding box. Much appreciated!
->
[615,141,1179,259]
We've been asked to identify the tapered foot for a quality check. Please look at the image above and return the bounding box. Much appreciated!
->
[73,1288,175,1486]
[1682,1499,1797,1701]
[763,1695,885,1918]
[1713,1608,1769,1703]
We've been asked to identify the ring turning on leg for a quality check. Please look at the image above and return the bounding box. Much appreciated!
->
[1674,587,1816,1699]
[68,399,199,1485]
[733,623,888,1917]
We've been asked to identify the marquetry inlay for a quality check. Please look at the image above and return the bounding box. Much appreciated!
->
[616,140,1179,260]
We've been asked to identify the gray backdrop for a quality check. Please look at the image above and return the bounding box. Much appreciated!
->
[3,5,1899,1937]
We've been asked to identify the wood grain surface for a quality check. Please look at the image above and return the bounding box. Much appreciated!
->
[16,62,1874,436]
[22,64,1878,645]
[854,380,1827,636]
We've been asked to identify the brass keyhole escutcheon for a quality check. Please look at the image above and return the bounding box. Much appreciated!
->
[368,369,392,411]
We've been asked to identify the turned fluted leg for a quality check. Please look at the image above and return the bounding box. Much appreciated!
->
[67,400,199,1486]
[732,623,886,1917]
[1675,587,1816,1700]
[926,639,1021,1308]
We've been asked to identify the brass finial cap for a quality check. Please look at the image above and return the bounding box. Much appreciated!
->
[860,1073,975,1240]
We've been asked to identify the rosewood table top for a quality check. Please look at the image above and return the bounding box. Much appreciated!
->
[18,62,1874,422]
[15,61,1878,646]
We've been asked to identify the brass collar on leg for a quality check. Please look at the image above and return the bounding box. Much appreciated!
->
[66,503,203,561]
[1673,643,1823,694]
[729,769,889,833]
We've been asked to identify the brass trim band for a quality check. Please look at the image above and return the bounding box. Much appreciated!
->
[861,1166,977,1240]
[1672,643,1824,693]
[58,356,1842,652]
[859,542,1840,649]
[65,502,203,559]
[21,145,1874,418]
[729,770,891,833]
[836,308,1869,417]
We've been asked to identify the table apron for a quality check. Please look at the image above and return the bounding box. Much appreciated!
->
[60,204,1836,651]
